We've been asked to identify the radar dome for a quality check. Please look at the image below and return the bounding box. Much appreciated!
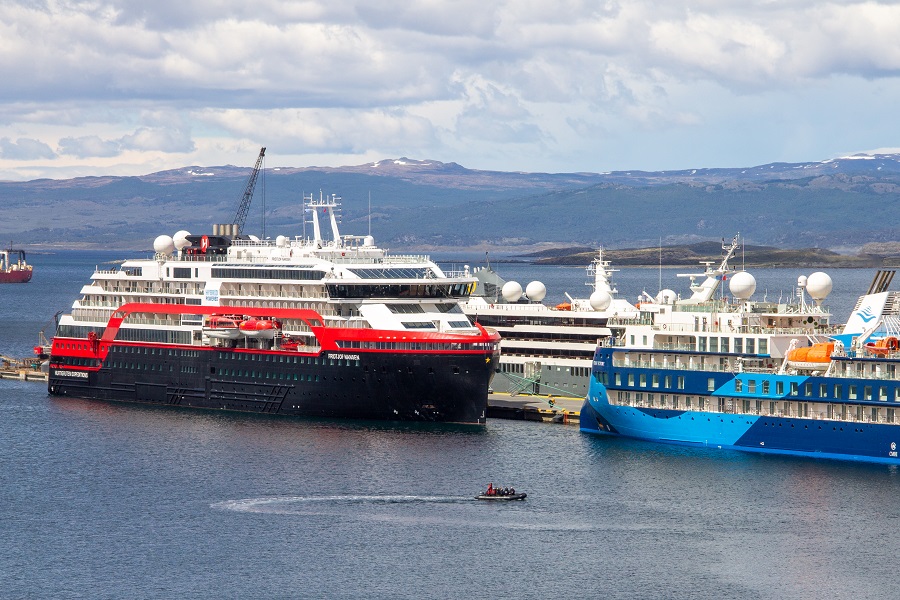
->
[153,235,175,256]
[590,290,612,311]
[656,289,677,304]
[173,230,192,250]
[807,272,833,300]
[501,281,523,303]
[525,281,546,302]
[276,235,287,247]
[363,235,375,247]
[797,275,808,288]
[729,271,757,300]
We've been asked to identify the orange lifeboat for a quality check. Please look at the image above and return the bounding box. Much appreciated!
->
[786,342,834,370]
[280,335,305,351]
[239,318,279,339]
[865,336,899,356]
[554,302,572,311]
[204,315,242,340]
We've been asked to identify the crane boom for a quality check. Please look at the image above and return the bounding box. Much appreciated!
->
[232,147,266,234]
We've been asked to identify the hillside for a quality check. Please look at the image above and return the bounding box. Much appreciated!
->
[522,242,891,268]
[1,154,899,251]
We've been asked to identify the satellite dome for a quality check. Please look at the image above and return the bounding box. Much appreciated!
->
[173,230,192,250]
[363,235,375,247]
[525,281,546,302]
[153,235,175,256]
[797,275,808,288]
[276,235,287,247]
[590,290,612,311]
[656,289,677,304]
[501,281,523,302]
[729,271,757,300]
[807,272,833,300]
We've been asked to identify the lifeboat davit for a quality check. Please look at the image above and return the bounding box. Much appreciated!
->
[785,342,834,371]
[204,315,242,340]
[239,318,279,339]
[865,336,899,356]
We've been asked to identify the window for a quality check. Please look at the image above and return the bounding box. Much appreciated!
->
[710,337,718,352]
[748,380,757,393]
[746,339,755,354]
[721,338,729,352]
[652,374,659,388]
[762,380,770,394]
[790,382,798,395]
[759,339,768,354]
[699,337,707,352]
[735,379,743,392]
[849,385,857,400]
[677,376,685,390]
[734,338,743,354]
[708,378,716,391]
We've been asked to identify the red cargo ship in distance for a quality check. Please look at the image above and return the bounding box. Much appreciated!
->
[0,247,33,283]
[48,191,500,424]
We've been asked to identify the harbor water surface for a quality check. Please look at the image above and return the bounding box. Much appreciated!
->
[2,251,899,599]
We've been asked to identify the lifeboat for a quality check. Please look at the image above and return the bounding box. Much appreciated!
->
[239,318,279,339]
[554,302,572,311]
[280,335,305,351]
[203,315,242,340]
[785,342,834,371]
[865,336,899,356]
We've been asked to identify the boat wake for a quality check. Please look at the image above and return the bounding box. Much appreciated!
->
[212,495,472,514]
[211,495,598,532]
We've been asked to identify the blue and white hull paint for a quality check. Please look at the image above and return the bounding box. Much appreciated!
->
[582,374,900,464]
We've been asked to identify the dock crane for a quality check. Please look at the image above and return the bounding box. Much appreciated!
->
[232,147,266,235]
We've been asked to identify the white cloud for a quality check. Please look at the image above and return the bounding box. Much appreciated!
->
[1,1,900,179]
[0,137,56,160]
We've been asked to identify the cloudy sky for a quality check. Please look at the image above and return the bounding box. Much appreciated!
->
[1,0,899,181]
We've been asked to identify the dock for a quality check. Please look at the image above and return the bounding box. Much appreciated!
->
[0,357,47,381]
[487,393,581,425]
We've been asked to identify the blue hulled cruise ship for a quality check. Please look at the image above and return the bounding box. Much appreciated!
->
[581,236,900,464]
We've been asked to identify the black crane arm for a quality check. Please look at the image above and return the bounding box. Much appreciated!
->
[232,147,266,234]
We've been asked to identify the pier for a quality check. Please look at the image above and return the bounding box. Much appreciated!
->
[0,355,47,381]
[487,393,581,425]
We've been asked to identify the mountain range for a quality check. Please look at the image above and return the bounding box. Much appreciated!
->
[2,154,899,253]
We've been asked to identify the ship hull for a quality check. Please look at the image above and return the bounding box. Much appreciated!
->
[49,347,495,424]
[0,270,32,283]
[581,385,900,464]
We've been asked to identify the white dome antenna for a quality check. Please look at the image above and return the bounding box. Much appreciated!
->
[729,272,756,300]
[153,235,175,257]
[807,272,833,304]
[525,281,546,302]
[501,281,523,303]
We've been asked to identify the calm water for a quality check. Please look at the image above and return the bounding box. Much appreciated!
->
[2,251,900,599]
